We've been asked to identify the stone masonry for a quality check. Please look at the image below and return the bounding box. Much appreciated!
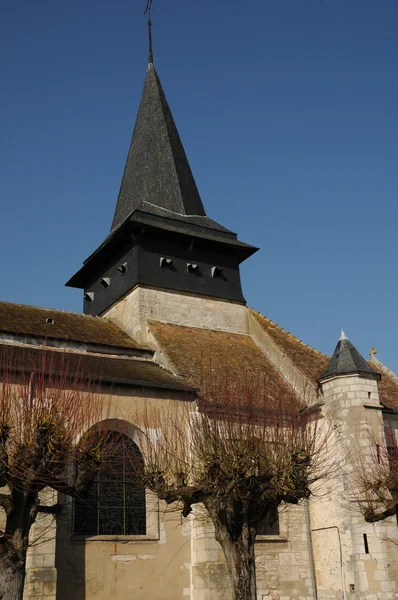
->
[312,374,398,600]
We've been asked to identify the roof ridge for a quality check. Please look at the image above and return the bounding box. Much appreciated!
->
[370,356,398,388]
[250,308,328,358]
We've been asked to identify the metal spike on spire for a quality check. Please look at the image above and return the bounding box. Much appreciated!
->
[144,0,154,64]
[340,329,348,341]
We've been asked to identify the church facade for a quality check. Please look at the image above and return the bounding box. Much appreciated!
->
[1,42,398,600]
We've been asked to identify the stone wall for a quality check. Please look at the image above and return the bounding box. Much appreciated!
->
[24,491,57,600]
[55,505,190,600]
[103,286,249,344]
[190,504,314,600]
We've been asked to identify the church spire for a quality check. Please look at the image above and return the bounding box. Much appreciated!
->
[110,55,207,232]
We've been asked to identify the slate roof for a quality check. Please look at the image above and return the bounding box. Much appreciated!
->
[109,63,256,251]
[0,301,147,353]
[149,321,299,407]
[111,63,207,231]
[0,343,188,391]
[319,331,379,381]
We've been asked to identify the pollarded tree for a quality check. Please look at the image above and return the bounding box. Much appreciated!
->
[0,347,113,600]
[132,371,334,600]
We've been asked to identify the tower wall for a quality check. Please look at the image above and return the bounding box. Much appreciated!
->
[310,374,398,600]
[103,286,250,345]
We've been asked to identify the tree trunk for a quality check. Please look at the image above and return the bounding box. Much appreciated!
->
[0,545,25,600]
[213,520,257,600]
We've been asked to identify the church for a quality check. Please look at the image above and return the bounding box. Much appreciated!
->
[1,15,398,600]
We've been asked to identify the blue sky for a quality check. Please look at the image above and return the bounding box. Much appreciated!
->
[1,1,397,369]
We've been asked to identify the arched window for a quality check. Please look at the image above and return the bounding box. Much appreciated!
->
[74,431,146,536]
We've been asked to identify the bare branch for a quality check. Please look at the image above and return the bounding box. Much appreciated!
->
[0,343,114,576]
[364,505,396,523]
[351,426,398,525]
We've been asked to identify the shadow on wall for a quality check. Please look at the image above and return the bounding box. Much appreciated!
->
[55,500,86,600]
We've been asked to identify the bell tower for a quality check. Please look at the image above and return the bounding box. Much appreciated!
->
[66,12,257,317]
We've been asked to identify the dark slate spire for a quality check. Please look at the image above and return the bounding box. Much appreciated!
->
[319,330,380,381]
[111,63,207,232]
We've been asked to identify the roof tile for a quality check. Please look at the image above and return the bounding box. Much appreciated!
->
[251,310,398,411]
[149,321,299,406]
[0,301,146,352]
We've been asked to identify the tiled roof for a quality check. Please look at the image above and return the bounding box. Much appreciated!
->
[0,301,147,352]
[251,310,398,411]
[251,310,329,383]
[149,321,299,406]
[372,366,398,411]
[0,344,188,391]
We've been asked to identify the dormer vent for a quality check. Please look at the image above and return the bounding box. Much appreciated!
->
[118,262,128,274]
[100,277,111,288]
[211,266,223,278]
[160,257,173,268]
[84,292,94,303]
[46,318,54,325]
[187,263,198,273]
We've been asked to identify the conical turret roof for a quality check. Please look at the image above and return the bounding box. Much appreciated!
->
[319,330,380,381]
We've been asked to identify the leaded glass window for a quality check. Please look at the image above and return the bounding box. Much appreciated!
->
[74,432,146,536]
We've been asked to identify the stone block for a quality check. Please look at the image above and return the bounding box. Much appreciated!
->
[43,581,56,597]
[381,581,396,592]
[25,581,44,598]
[25,567,57,584]
[279,553,297,566]
[355,570,369,590]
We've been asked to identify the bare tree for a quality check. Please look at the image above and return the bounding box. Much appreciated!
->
[352,424,398,524]
[0,347,113,600]
[132,370,333,600]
